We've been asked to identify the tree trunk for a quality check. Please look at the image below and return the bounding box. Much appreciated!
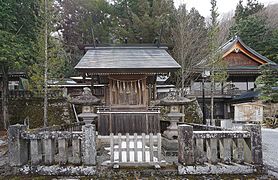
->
[1,65,9,129]
[210,71,214,125]
[43,0,48,127]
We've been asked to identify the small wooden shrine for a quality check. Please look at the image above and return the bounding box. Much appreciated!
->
[75,45,180,135]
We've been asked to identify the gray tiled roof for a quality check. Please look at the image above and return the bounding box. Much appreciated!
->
[75,46,181,73]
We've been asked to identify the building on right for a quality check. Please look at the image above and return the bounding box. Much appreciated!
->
[188,36,277,120]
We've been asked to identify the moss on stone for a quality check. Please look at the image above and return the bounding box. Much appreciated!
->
[7,98,74,128]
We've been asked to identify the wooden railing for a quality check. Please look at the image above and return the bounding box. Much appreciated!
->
[109,133,162,164]
[178,124,263,166]
[188,89,247,96]
[97,108,161,135]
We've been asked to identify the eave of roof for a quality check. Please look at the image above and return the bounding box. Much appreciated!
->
[196,36,277,68]
[222,36,276,65]
[75,46,181,74]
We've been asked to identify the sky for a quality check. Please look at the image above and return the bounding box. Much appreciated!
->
[174,0,278,18]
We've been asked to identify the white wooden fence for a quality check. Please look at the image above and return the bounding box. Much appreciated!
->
[110,133,162,164]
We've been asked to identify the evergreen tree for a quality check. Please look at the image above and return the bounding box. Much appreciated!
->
[208,0,228,122]
[58,0,113,74]
[112,0,175,43]
[230,0,268,58]
[256,64,278,103]
[0,0,41,129]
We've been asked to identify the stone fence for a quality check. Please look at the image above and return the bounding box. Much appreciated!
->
[178,124,263,166]
[8,124,96,167]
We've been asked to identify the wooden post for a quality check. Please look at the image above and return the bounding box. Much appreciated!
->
[150,133,154,162]
[142,133,146,162]
[145,113,149,134]
[157,133,161,162]
[110,133,114,162]
[126,133,130,162]
[134,133,138,162]
[178,125,194,165]
[118,133,122,162]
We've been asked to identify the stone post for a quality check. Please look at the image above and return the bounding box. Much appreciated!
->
[242,124,263,165]
[178,124,194,165]
[8,124,28,166]
[82,124,96,165]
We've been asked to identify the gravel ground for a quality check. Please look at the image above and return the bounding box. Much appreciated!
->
[262,128,278,177]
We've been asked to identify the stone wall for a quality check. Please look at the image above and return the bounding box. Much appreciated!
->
[1,98,74,129]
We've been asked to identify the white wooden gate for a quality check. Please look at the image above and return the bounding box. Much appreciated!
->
[110,133,162,164]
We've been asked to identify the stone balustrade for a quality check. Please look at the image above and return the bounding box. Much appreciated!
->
[178,124,263,166]
[8,124,96,167]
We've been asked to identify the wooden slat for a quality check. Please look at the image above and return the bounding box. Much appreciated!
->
[134,133,138,162]
[150,133,154,162]
[141,133,145,162]
[118,133,122,162]
[126,133,130,162]
[146,113,149,134]
[110,133,114,162]
[157,133,161,162]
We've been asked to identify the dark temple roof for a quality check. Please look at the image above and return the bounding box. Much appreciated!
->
[75,46,181,74]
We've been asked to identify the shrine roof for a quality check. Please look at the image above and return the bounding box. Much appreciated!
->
[75,46,181,74]
[221,36,275,64]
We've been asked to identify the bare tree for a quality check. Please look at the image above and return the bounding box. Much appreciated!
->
[172,5,208,94]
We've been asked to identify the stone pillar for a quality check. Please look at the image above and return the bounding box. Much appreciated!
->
[219,138,231,164]
[178,124,194,165]
[195,138,205,164]
[206,138,218,164]
[71,138,81,164]
[43,138,55,164]
[242,124,263,165]
[82,124,96,165]
[30,139,42,164]
[8,124,28,166]
[232,138,244,163]
[58,138,68,165]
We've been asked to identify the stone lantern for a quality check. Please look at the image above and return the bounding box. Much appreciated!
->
[157,90,191,155]
[70,87,101,124]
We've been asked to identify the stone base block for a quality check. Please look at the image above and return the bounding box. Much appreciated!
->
[178,163,257,175]
[162,137,178,156]
[19,165,96,176]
